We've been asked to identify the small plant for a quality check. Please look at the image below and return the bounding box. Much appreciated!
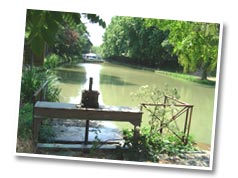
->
[20,67,45,104]
[38,119,56,143]
[131,85,180,134]
[122,85,196,162]
[17,104,56,145]
[123,127,196,162]
[17,103,33,140]
[89,127,102,156]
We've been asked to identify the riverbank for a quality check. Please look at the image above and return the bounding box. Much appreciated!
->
[155,70,216,86]
[104,60,216,86]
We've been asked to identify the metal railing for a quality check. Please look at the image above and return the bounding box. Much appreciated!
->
[140,95,194,145]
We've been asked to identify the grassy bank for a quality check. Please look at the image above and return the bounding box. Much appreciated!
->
[155,70,216,86]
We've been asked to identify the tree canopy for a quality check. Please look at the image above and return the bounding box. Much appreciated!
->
[157,21,220,80]
[101,16,220,80]
[101,16,177,68]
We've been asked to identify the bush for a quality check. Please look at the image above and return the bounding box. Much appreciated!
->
[17,103,33,140]
[20,67,60,104]
[20,67,45,104]
[123,127,196,162]
[18,65,60,148]
[122,85,197,162]
[44,54,62,69]
[17,103,56,145]
[38,120,56,143]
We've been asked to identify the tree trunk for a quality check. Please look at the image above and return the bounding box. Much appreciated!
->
[201,61,210,80]
[33,43,46,66]
[201,69,208,80]
[23,43,46,67]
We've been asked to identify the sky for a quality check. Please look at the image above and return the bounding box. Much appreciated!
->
[82,14,113,46]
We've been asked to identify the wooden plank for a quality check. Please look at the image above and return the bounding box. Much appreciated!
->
[34,101,142,125]
[35,101,141,112]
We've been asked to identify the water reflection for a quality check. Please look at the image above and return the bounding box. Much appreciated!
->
[56,62,216,144]
[100,73,137,86]
[80,63,103,104]
[56,69,86,84]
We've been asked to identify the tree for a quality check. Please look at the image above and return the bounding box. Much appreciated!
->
[101,16,176,68]
[53,23,92,62]
[24,9,106,66]
[159,21,220,80]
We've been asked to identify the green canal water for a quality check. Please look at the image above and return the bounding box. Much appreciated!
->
[55,62,216,145]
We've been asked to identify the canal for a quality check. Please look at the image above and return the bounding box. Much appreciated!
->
[55,62,215,145]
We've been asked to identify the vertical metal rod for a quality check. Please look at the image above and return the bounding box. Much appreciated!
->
[89,77,93,91]
[84,120,90,145]
[160,96,167,134]
[186,106,194,142]
[183,108,189,144]
[85,77,92,144]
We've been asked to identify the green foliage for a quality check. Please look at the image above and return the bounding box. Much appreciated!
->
[90,46,102,56]
[158,21,220,80]
[20,67,45,103]
[17,103,56,143]
[38,120,56,143]
[122,85,196,162]
[24,9,105,66]
[53,24,92,62]
[101,16,177,68]
[44,54,62,69]
[102,16,220,80]
[123,127,196,162]
[131,85,180,134]
[19,66,60,144]
[155,70,216,86]
[45,71,61,102]
[20,67,60,104]
[17,103,33,140]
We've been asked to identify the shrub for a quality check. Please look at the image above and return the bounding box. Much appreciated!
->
[18,66,60,147]
[20,67,60,104]
[17,103,56,145]
[17,103,33,140]
[123,127,196,162]
[20,67,45,104]
[122,85,196,162]
[38,120,56,143]
[44,54,62,69]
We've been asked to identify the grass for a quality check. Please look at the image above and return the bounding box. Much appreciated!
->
[155,70,216,86]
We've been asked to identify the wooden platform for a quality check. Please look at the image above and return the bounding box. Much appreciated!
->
[33,101,143,151]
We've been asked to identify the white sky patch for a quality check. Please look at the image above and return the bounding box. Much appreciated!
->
[82,14,113,47]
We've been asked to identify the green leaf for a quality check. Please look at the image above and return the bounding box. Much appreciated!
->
[30,34,45,56]
[41,28,55,46]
